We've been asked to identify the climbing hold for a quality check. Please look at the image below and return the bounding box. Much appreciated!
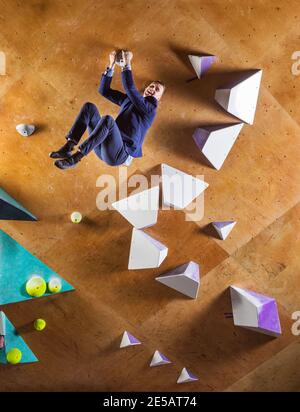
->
[71,211,82,223]
[34,319,46,331]
[25,276,47,298]
[6,348,22,365]
[120,331,141,348]
[16,124,35,137]
[48,278,62,293]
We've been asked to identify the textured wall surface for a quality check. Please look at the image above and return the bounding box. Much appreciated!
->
[0,0,299,391]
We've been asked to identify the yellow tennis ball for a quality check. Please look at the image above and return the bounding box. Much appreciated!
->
[34,319,46,331]
[6,348,22,364]
[71,211,82,223]
[26,276,47,297]
[48,278,62,293]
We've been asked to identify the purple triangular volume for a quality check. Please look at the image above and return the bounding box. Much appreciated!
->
[186,368,198,380]
[258,300,281,335]
[159,352,171,363]
[242,288,281,335]
[213,221,234,229]
[128,332,141,345]
[200,55,216,75]
[244,289,273,305]
[192,128,210,151]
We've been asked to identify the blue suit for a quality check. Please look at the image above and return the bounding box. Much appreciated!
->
[66,69,157,166]
[99,69,157,158]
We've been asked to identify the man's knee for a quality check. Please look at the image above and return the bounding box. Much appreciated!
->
[103,115,114,127]
[82,101,97,113]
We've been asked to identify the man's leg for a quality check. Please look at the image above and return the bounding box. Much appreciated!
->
[50,102,101,159]
[55,116,128,169]
[94,119,129,166]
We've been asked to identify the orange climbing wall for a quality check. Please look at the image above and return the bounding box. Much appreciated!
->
[0,0,300,391]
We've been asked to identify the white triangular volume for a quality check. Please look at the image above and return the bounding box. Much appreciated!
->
[230,287,259,328]
[188,54,216,78]
[212,221,236,240]
[16,124,35,137]
[215,70,263,125]
[193,124,243,170]
[128,228,168,270]
[120,331,141,348]
[150,350,171,367]
[177,367,198,384]
[189,55,202,78]
[112,186,159,229]
[156,261,200,299]
[161,164,209,209]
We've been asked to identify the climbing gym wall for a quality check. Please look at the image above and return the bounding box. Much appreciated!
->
[0,0,300,392]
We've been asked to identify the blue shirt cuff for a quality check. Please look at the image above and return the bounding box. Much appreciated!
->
[104,67,114,77]
[122,63,131,71]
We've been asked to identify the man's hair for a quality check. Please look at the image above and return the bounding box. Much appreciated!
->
[152,80,166,92]
[145,80,166,93]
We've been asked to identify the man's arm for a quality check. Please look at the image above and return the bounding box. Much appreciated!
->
[98,69,127,107]
[120,51,156,115]
[98,51,127,107]
[121,67,155,115]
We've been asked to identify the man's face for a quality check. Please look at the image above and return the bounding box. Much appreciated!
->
[143,82,165,101]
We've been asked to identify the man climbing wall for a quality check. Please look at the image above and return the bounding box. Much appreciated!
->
[50,50,165,169]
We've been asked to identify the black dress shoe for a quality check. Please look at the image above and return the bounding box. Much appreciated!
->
[49,140,75,159]
[54,151,84,170]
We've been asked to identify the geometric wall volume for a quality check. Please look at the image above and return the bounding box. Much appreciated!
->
[150,350,171,367]
[161,163,209,209]
[0,311,38,364]
[230,286,282,337]
[211,221,236,240]
[215,70,263,125]
[177,367,199,384]
[193,123,243,170]
[120,331,142,348]
[0,230,74,305]
[155,261,200,299]
[0,187,37,221]
[112,186,159,229]
[128,228,168,270]
[188,54,216,78]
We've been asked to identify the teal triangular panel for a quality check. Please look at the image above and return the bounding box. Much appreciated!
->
[0,312,38,364]
[0,188,37,221]
[0,230,75,305]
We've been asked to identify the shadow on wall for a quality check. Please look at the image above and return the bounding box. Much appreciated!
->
[202,223,220,239]
[153,119,215,166]
[154,65,256,113]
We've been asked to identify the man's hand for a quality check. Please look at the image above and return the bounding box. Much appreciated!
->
[109,51,117,69]
[121,50,133,66]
